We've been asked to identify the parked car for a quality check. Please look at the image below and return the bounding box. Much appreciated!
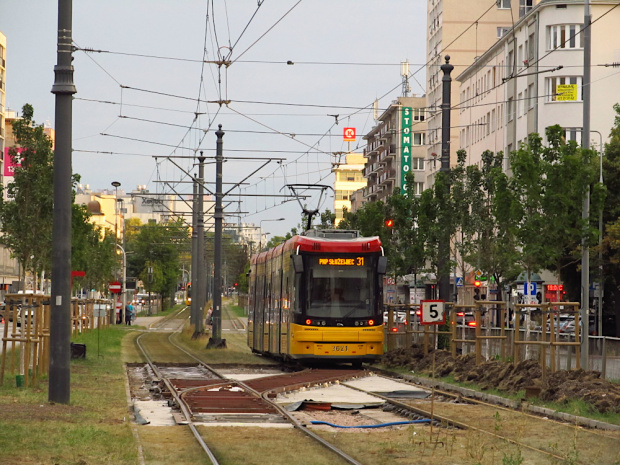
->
[455,311,476,327]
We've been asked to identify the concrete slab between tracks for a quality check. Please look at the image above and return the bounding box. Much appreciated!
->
[133,400,176,426]
[343,375,431,399]
[275,378,385,408]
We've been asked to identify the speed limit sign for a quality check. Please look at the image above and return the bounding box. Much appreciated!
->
[420,300,445,325]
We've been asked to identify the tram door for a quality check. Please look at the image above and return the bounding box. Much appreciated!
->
[254,275,264,351]
[273,268,282,355]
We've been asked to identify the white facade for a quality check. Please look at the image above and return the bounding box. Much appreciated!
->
[457,0,620,164]
[332,153,366,225]
[425,0,535,184]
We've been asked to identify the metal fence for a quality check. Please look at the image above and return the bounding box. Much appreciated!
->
[385,305,620,381]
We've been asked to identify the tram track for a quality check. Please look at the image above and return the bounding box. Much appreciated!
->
[130,307,620,464]
[132,306,367,465]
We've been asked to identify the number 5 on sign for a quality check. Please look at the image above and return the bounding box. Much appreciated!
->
[420,300,445,325]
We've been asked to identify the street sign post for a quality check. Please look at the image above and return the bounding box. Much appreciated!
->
[109,281,122,293]
[420,300,445,325]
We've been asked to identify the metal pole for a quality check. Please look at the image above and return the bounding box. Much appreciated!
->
[190,176,198,325]
[116,245,127,324]
[438,55,453,302]
[581,0,592,369]
[194,152,206,336]
[49,0,76,404]
[208,125,226,348]
[594,131,603,339]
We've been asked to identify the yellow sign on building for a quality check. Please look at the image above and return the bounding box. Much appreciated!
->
[556,84,577,101]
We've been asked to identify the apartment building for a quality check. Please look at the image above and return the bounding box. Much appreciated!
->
[0,32,5,190]
[457,0,620,166]
[0,32,23,293]
[332,153,367,226]
[363,96,428,202]
[426,0,540,183]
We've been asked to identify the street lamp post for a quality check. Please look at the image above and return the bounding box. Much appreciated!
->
[592,130,604,338]
[116,244,127,325]
[111,181,121,242]
[259,218,285,250]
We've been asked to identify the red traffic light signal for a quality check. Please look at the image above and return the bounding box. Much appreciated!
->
[474,280,482,287]
[385,219,394,228]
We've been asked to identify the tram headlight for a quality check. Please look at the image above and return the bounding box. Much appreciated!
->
[368,319,375,326]
[305,319,312,325]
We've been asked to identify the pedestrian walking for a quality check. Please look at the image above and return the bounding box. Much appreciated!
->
[125,303,134,325]
[206,306,213,326]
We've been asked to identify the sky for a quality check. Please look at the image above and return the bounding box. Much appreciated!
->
[0,0,427,237]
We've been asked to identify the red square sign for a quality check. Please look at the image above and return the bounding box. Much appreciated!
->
[343,127,356,141]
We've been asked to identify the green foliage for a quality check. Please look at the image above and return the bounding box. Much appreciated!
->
[0,104,114,292]
[0,104,56,276]
[127,219,188,300]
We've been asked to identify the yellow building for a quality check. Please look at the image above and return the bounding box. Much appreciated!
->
[332,153,367,226]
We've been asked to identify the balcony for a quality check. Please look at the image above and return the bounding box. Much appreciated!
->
[363,162,380,177]
[364,138,384,156]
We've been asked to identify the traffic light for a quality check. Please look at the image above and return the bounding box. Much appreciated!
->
[473,280,481,300]
[385,218,394,228]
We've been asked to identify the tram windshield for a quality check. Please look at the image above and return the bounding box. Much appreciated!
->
[304,255,376,318]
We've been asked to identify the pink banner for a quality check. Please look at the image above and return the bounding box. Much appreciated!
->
[3,147,22,177]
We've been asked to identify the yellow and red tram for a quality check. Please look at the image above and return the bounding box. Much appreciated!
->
[248,230,386,365]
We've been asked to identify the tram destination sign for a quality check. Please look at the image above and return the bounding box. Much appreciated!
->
[318,257,365,266]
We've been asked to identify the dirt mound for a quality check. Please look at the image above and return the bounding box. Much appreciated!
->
[382,345,619,414]
[540,369,620,413]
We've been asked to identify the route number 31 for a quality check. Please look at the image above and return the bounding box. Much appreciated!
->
[420,300,445,325]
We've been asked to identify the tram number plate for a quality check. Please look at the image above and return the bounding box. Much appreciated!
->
[332,345,349,352]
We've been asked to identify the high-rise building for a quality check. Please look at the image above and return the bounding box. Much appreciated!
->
[332,153,367,226]
[425,0,540,183]
[457,0,618,166]
[363,96,428,202]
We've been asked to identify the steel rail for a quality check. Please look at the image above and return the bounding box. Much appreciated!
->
[342,374,570,464]
[135,324,220,465]
[161,310,364,465]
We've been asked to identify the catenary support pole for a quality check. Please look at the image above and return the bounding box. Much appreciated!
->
[581,0,592,369]
[190,176,198,326]
[208,125,226,348]
[49,0,76,404]
[438,55,453,302]
[194,152,206,336]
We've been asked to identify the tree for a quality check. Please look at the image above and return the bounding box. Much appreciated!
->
[601,104,620,335]
[127,219,188,309]
[0,104,56,284]
[509,128,599,299]
[0,104,99,291]
[71,206,117,294]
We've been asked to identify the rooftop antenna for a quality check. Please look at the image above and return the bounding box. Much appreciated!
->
[401,60,411,97]
[283,183,334,231]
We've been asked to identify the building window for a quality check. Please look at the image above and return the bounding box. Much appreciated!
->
[413,132,426,146]
[507,97,514,122]
[412,108,426,121]
[412,157,425,171]
[498,0,511,9]
[546,76,582,102]
[413,182,424,196]
[517,92,523,117]
[528,83,535,109]
[519,0,533,17]
[548,24,583,50]
[562,127,582,143]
